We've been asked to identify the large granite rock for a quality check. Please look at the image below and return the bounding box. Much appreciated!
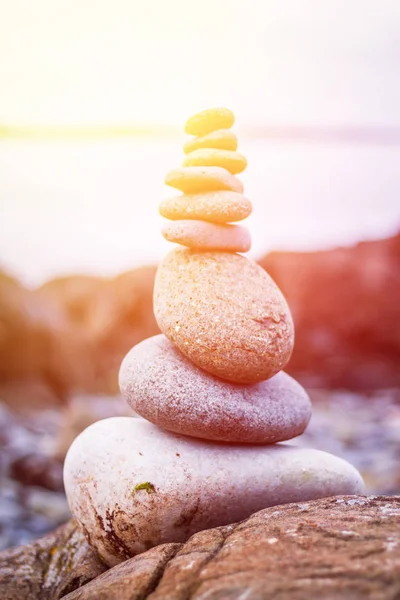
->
[261,234,400,389]
[1,496,398,599]
[0,520,106,600]
[65,496,400,599]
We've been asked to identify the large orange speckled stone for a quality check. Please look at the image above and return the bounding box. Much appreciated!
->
[153,249,295,384]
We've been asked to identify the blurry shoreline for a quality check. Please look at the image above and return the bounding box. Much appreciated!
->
[1,124,400,145]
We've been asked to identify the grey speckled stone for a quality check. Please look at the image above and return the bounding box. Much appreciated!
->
[119,335,311,444]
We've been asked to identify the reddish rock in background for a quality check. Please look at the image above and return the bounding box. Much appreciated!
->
[261,233,400,389]
[0,267,158,404]
[0,272,95,407]
[1,234,399,404]
[38,266,158,394]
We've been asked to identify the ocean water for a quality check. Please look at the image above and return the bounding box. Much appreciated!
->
[1,137,399,286]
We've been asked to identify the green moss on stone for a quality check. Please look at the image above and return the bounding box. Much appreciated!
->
[132,481,156,498]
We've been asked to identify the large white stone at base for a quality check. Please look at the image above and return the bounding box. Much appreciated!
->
[64,418,364,566]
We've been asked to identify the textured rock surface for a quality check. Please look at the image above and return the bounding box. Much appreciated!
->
[63,496,400,600]
[0,519,106,600]
[64,417,364,566]
[159,191,252,223]
[162,220,251,252]
[64,543,182,600]
[154,248,294,383]
[120,334,311,443]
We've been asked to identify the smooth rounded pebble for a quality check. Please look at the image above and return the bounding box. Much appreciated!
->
[154,248,294,384]
[119,334,311,443]
[183,129,238,154]
[165,167,243,194]
[185,108,234,136]
[64,417,365,566]
[183,149,247,175]
[162,220,251,252]
[159,191,252,223]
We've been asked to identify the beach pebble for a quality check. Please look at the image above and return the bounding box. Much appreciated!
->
[185,108,234,136]
[159,191,252,223]
[183,149,247,175]
[165,167,243,194]
[153,248,294,383]
[64,417,365,566]
[119,335,311,443]
[184,129,238,154]
[162,220,251,252]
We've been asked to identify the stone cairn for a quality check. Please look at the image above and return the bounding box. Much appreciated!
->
[64,108,364,567]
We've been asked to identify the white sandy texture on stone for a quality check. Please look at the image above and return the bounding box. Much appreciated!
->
[119,335,311,443]
[64,418,365,567]
[153,248,294,384]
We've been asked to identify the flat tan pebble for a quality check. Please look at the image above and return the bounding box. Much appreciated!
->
[153,249,295,384]
[184,129,238,154]
[64,417,364,565]
[183,149,247,175]
[165,167,243,194]
[185,108,234,136]
[159,191,252,224]
[162,220,251,252]
[119,334,311,444]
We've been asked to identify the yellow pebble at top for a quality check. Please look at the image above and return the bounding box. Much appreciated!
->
[183,130,238,154]
[183,149,247,175]
[185,108,235,136]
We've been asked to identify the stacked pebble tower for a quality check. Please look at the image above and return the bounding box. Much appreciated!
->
[64,108,364,567]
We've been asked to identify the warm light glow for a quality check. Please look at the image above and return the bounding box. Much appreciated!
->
[0,0,399,285]
[0,0,399,128]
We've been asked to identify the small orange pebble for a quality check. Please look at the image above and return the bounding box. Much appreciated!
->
[185,108,234,136]
[165,167,243,194]
[183,149,247,175]
[183,129,238,154]
[162,220,251,253]
[159,191,252,223]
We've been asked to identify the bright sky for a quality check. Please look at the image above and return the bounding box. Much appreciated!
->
[0,0,399,127]
[1,0,400,285]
